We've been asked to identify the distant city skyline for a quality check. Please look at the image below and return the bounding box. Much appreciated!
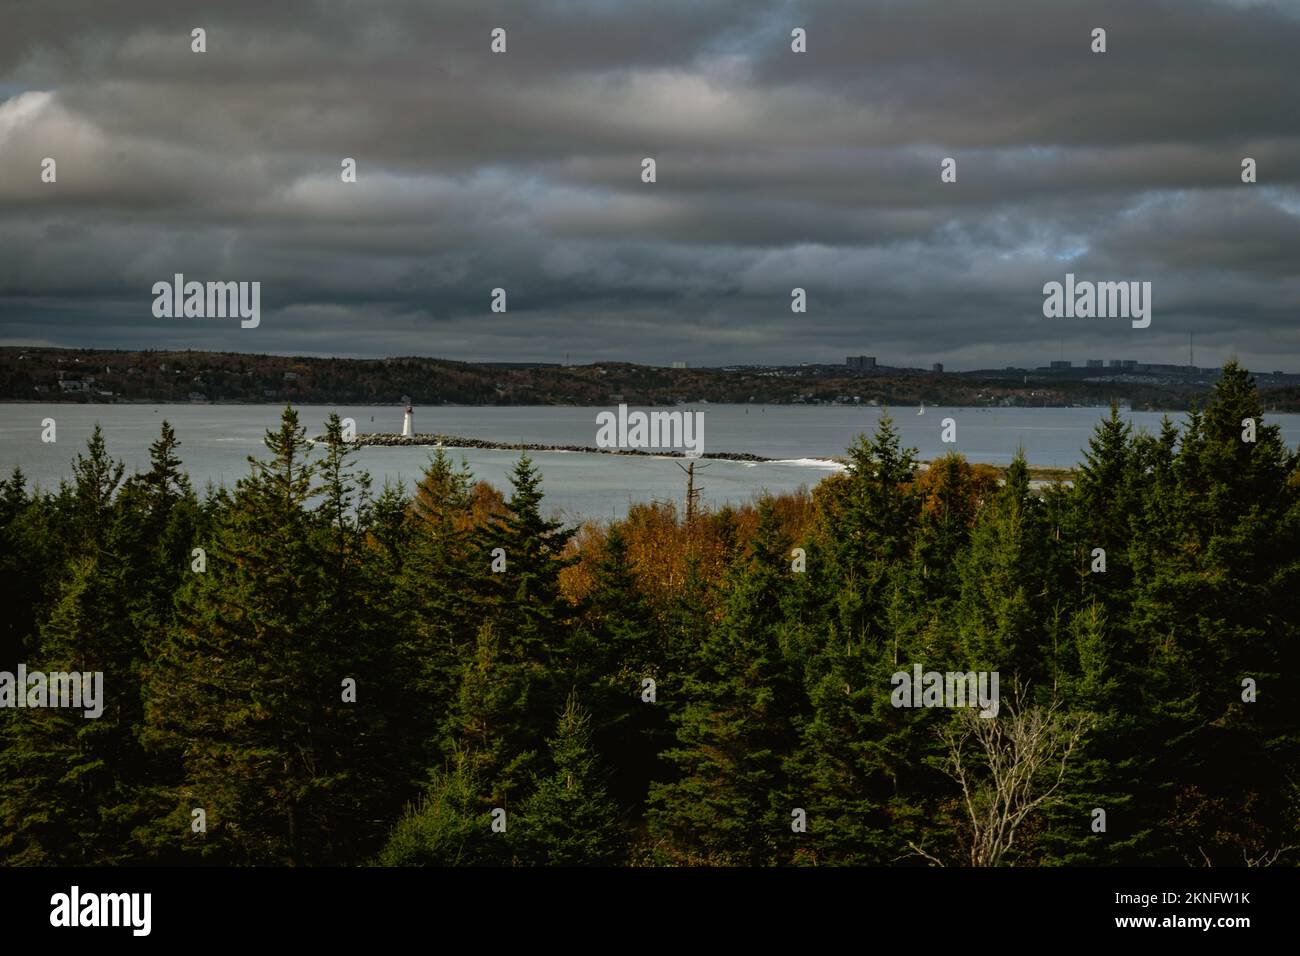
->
[1,0,1298,372]
[12,343,1298,380]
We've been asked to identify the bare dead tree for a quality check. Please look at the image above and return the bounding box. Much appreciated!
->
[1243,845,1297,867]
[908,686,1092,867]
[1189,843,1297,867]
[675,459,709,526]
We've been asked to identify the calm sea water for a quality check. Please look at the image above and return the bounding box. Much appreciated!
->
[4,403,1299,523]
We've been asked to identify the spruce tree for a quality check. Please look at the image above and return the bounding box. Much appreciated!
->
[0,554,139,864]
[398,447,481,762]
[443,622,543,808]
[563,523,666,813]
[69,424,125,553]
[512,695,625,866]
[812,415,918,653]
[476,454,576,661]
[143,406,339,865]
[377,749,505,866]
[648,500,802,865]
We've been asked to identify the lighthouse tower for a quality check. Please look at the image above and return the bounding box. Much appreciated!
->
[401,396,413,437]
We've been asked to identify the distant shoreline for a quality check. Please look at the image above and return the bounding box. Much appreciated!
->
[11,397,1293,415]
[9,347,1298,412]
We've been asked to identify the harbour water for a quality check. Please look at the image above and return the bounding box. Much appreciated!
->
[4,403,1299,523]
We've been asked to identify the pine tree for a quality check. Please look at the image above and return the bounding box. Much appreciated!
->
[1136,364,1300,863]
[443,623,543,807]
[0,424,171,865]
[476,454,576,661]
[648,500,802,865]
[950,449,1047,681]
[0,554,140,864]
[0,469,55,671]
[398,447,481,758]
[69,424,125,552]
[563,523,666,813]
[1073,403,1137,609]
[307,414,409,860]
[912,453,993,604]
[812,414,919,652]
[438,454,576,799]
[377,749,504,866]
[142,406,340,865]
[512,695,625,865]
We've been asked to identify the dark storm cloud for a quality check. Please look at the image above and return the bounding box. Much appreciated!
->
[0,0,1297,370]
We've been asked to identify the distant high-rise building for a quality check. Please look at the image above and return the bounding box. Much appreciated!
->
[1121,360,1138,369]
[931,363,944,373]
[847,355,877,370]
[671,361,688,369]
[1109,359,1123,367]
[1087,359,1104,368]
[1050,360,1072,369]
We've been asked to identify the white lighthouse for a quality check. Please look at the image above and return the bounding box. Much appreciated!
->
[401,396,413,437]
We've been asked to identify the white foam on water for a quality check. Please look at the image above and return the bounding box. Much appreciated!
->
[773,457,846,470]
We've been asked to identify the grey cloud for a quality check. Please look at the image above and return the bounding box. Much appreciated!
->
[0,0,1297,372]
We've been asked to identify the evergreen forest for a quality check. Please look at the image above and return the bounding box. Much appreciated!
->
[1,361,1296,867]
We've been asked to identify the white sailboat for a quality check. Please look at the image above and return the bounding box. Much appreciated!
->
[918,401,926,416]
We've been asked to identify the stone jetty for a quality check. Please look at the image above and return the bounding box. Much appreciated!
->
[349,433,771,462]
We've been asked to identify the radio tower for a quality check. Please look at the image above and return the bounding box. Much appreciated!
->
[401,396,413,437]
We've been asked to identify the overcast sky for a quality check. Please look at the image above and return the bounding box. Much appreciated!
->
[1,0,1297,370]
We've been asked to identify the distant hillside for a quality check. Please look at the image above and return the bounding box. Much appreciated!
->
[3,347,1298,411]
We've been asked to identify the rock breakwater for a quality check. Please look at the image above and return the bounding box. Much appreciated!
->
[349,433,770,462]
